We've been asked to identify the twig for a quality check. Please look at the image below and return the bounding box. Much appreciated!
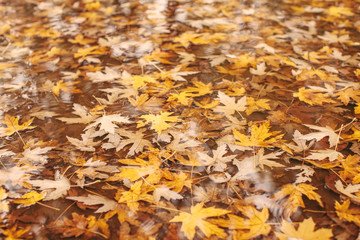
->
[37,202,60,211]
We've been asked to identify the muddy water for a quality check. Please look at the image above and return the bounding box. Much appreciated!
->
[0,0,359,239]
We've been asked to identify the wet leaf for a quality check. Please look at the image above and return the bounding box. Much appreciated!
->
[275,218,333,240]
[170,202,230,240]
[0,114,35,137]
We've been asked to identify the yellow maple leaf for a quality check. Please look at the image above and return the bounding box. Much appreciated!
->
[174,32,226,48]
[338,155,360,182]
[108,155,167,184]
[52,80,82,96]
[85,1,102,11]
[69,34,97,45]
[233,122,283,147]
[139,111,180,134]
[216,65,245,76]
[275,217,333,240]
[0,114,36,137]
[227,206,271,240]
[129,94,164,111]
[335,199,360,226]
[167,91,194,105]
[184,81,213,96]
[273,183,323,216]
[0,187,9,212]
[355,103,360,114]
[293,87,335,105]
[117,180,153,212]
[170,202,230,240]
[104,203,141,225]
[335,88,360,105]
[143,48,176,65]
[343,127,360,142]
[325,6,354,18]
[354,69,360,79]
[245,97,271,115]
[13,191,45,207]
[46,47,67,57]
[0,23,10,35]
[1,224,31,240]
[73,46,107,59]
[124,75,157,90]
[194,97,220,109]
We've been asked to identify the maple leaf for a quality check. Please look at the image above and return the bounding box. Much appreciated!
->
[27,171,71,201]
[154,65,198,82]
[85,114,130,135]
[338,155,360,181]
[67,129,101,152]
[108,154,168,184]
[233,122,283,147]
[0,165,40,189]
[285,130,315,153]
[231,157,258,181]
[73,158,119,187]
[174,32,226,48]
[13,191,45,207]
[165,171,192,193]
[334,180,360,203]
[52,212,109,239]
[57,103,100,124]
[68,34,97,45]
[335,88,360,105]
[143,48,176,65]
[153,186,183,203]
[197,144,236,172]
[124,74,157,90]
[213,91,247,118]
[300,124,339,148]
[0,114,35,137]
[19,146,54,165]
[86,67,121,82]
[245,148,284,170]
[166,131,202,153]
[273,183,323,216]
[29,110,59,120]
[192,185,225,203]
[216,134,252,152]
[111,128,152,156]
[139,111,180,135]
[288,165,315,184]
[129,93,164,112]
[73,46,107,59]
[0,187,9,212]
[1,224,31,240]
[324,6,354,17]
[275,217,333,240]
[184,81,213,96]
[249,62,267,75]
[67,194,118,213]
[293,87,335,105]
[335,199,360,226]
[245,97,271,115]
[226,206,271,240]
[170,202,230,240]
[305,149,343,162]
[167,91,194,105]
[117,180,153,212]
[52,80,82,96]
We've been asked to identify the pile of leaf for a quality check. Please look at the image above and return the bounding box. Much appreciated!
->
[0,0,360,239]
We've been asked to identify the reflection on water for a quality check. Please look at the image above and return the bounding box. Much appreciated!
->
[0,0,359,239]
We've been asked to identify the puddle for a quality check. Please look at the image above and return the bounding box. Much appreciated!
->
[0,0,360,239]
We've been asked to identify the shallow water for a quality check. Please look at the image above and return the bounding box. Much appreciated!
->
[0,0,359,239]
